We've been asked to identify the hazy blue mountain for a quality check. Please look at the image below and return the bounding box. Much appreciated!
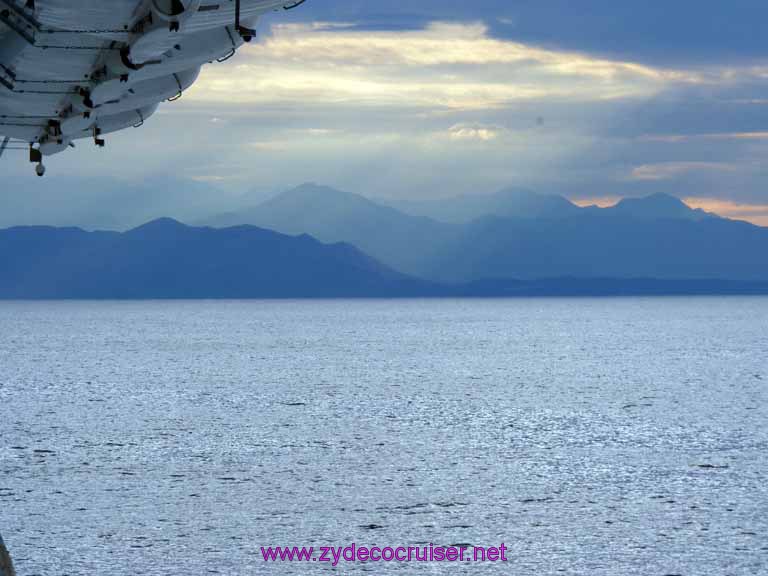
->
[425,210,768,282]
[386,188,719,224]
[204,185,768,282]
[605,193,716,221]
[203,187,765,283]
[0,175,239,231]
[2,215,768,298]
[385,187,582,224]
[0,219,434,299]
[203,183,453,276]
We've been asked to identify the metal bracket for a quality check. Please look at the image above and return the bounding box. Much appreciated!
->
[234,0,256,41]
[284,0,307,10]
[0,4,36,44]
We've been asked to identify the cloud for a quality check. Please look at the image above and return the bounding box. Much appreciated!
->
[640,132,768,143]
[287,1,768,66]
[446,123,503,141]
[571,196,624,208]
[186,21,701,111]
[4,15,767,229]
[630,162,740,181]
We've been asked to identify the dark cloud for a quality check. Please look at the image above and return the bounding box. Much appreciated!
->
[284,0,768,65]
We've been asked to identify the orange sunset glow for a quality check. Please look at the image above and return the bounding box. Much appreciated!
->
[572,196,768,226]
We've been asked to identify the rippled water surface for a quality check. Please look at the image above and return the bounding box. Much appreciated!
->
[1,298,767,575]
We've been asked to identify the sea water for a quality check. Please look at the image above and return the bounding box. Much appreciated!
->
[0,298,766,575]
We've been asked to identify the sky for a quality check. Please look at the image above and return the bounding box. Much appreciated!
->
[2,0,768,227]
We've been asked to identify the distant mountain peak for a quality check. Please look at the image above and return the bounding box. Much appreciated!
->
[128,217,189,234]
[493,188,578,210]
[616,192,686,209]
[134,217,186,228]
[275,183,375,206]
[611,193,714,221]
[384,187,581,224]
[290,182,337,194]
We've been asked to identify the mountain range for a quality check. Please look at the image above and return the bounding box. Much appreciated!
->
[383,187,584,223]
[0,219,432,299]
[383,187,716,224]
[205,184,453,276]
[202,184,765,283]
[2,185,767,299]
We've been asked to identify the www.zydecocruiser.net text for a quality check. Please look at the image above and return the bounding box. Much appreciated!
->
[261,543,509,566]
